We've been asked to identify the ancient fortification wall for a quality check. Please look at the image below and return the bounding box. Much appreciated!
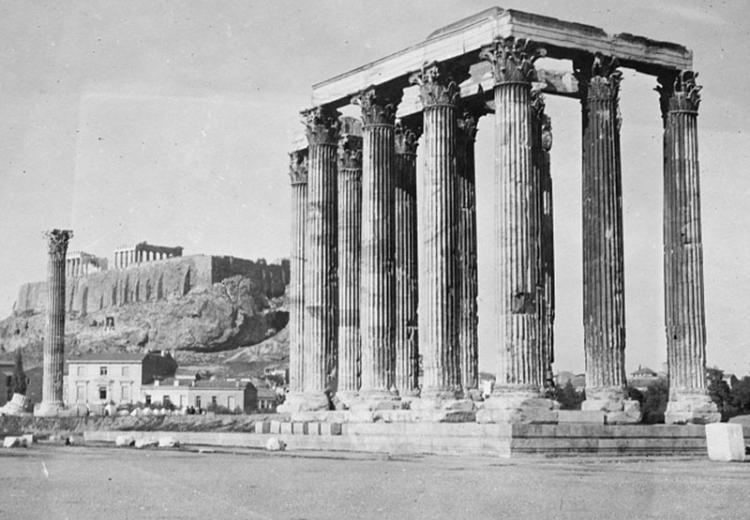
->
[14,255,289,315]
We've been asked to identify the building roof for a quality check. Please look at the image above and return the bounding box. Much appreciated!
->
[256,386,277,400]
[67,352,147,364]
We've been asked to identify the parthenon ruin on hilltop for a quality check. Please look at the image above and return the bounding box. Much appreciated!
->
[283,7,718,425]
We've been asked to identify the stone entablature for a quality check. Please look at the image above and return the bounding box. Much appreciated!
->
[15,255,289,315]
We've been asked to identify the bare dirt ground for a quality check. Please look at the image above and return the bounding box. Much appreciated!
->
[1,445,748,519]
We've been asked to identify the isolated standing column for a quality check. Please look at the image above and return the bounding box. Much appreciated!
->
[658,71,720,424]
[394,118,421,397]
[37,229,72,416]
[336,117,363,404]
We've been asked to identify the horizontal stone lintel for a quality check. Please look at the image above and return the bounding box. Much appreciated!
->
[311,7,691,108]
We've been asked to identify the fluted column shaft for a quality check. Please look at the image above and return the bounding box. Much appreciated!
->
[411,63,465,400]
[302,109,339,398]
[337,123,363,396]
[394,120,420,396]
[359,126,396,395]
[579,56,626,398]
[288,150,308,394]
[538,116,555,388]
[456,113,480,393]
[659,72,710,399]
[42,229,72,411]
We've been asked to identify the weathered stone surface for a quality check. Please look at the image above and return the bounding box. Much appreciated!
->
[265,437,286,451]
[705,423,745,462]
[557,410,605,424]
[134,437,158,449]
[158,436,180,448]
[2,274,289,363]
[665,393,721,425]
[115,434,135,447]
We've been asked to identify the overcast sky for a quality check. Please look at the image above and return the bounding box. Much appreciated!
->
[1,0,748,376]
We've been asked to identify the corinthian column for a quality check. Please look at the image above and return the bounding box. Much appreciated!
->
[336,117,363,406]
[394,117,421,398]
[478,37,557,421]
[351,86,402,409]
[409,61,470,410]
[657,71,720,424]
[284,148,308,407]
[456,101,486,398]
[576,54,639,422]
[298,107,339,412]
[36,229,72,416]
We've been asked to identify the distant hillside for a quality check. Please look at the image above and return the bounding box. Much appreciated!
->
[0,274,289,368]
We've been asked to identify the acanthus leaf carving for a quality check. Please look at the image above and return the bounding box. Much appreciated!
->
[409,61,464,108]
[394,118,421,154]
[288,149,308,185]
[337,134,363,171]
[45,229,73,259]
[302,106,340,146]
[576,53,622,101]
[656,70,701,120]
[479,36,546,85]
[351,87,399,126]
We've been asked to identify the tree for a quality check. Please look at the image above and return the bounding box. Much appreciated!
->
[640,379,669,424]
[707,367,737,421]
[554,380,584,410]
[730,376,750,416]
[12,349,27,395]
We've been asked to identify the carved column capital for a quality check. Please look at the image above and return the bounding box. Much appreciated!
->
[394,118,421,154]
[338,135,362,170]
[575,53,622,101]
[303,106,340,146]
[45,229,72,260]
[289,149,308,185]
[479,36,545,84]
[338,116,363,170]
[656,70,702,120]
[351,86,401,126]
[409,61,468,108]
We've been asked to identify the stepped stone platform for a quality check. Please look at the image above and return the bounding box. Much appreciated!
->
[1,415,734,458]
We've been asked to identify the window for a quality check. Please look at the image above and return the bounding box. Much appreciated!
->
[76,366,84,377]
[99,387,107,400]
[121,366,129,377]
[164,395,171,406]
[100,366,108,376]
[76,385,85,402]
[211,396,217,406]
[195,396,201,408]
[179,395,185,407]
[121,385,130,402]
[145,394,151,405]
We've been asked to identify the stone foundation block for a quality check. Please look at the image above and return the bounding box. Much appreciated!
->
[329,423,342,436]
[291,422,307,435]
[706,423,745,462]
[666,395,721,425]
[476,407,557,424]
[280,422,293,435]
[259,421,271,434]
[307,422,321,436]
[269,420,282,434]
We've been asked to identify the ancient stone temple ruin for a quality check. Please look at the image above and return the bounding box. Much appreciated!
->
[113,241,183,270]
[283,8,719,424]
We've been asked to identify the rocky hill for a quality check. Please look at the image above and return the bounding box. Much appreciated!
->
[0,274,289,369]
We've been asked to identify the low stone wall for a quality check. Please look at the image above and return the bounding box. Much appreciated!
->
[0,414,290,437]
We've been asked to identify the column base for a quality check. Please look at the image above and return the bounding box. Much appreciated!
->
[476,389,558,424]
[582,386,641,424]
[276,392,331,413]
[665,392,721,425]
[348,390,401,412]
[332,391,359,410]
[34,401,65,417]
